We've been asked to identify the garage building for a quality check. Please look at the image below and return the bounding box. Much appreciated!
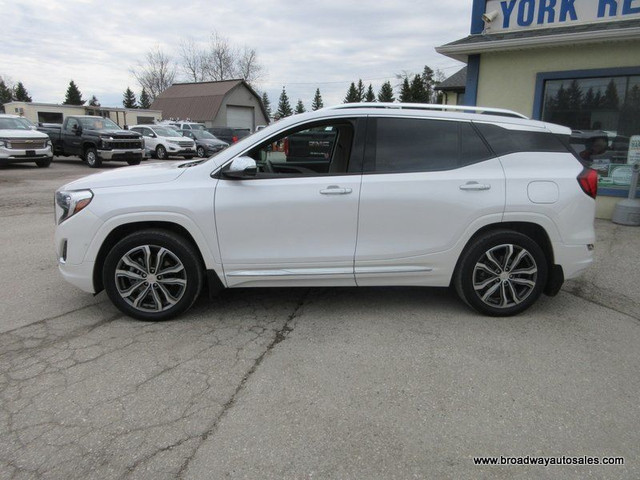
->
[151,79,269,132]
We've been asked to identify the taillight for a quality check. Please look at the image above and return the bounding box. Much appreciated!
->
[283,137,289,156]
[232,136,238,143]
[578,167,598,199]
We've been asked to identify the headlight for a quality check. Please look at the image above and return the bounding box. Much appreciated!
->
[45,139,52,147]
[55,190,93,224]
[0,139,6,148]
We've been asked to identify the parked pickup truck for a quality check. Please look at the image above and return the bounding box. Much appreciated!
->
[39,116,144,168]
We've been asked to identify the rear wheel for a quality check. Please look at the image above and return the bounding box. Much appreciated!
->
[102,230,204,321]
[85,147,102,168]
[35,157,52,168]
[454,230,548,316]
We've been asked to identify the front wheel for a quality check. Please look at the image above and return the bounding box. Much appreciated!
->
[156,145,168,160]
[36,157,52,168]
[196,146,206,158]
[102,230,204,321]
[454,230,548,317]
[85,147,102,168]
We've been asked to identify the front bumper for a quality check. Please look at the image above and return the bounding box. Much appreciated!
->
[0,146,53,164]
[97,148,144,161]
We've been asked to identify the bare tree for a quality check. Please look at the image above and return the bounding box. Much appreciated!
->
[203,32,236,82]
[237,46,265,85]
[131,46,177,100]
[179,38,207,82]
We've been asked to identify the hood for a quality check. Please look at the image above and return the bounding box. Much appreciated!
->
[166,136,194,143]
[0,129,49,139]
[201,138,229,147]
[85,129,141,139]
[61,161,188,190]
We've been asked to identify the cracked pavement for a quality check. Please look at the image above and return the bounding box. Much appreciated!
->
[1,162,639,479]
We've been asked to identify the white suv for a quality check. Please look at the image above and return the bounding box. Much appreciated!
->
[54,104,596,321]
[129,125,196,160]
[0,114,53,167]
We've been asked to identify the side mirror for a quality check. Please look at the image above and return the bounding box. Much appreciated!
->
[74,125,83,135]
[223,156,257,179]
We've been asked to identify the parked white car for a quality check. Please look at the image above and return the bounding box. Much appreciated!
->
[0,114,53,167]
[129,125,196,160]
[54,104,597,321]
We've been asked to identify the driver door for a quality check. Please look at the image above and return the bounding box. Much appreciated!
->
[214,118,365,287]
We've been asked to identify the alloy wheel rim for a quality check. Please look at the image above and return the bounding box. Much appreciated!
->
[87,152,95,165]
[197,147,204,157]
[158,147,166,159]
[472,244,538,309]
[115,244,187,313]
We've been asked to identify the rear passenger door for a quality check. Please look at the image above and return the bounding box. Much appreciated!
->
[354,116,506,286]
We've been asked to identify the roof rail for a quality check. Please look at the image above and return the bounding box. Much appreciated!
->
[325,103,528,119]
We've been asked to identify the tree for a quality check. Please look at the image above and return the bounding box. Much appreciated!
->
[123,87,138,108]
[179,38,208,82]
[261,92,272,118]
[276,87,293,119]
[311,88,323,110]
[602,80,619,110]
[344,82,360,103]
[88,95,100,107]
[365,84,376,102]
[377,81,395,102]
[0,79,14,111]
[399,77,412,102]
[13,82,32,102]
[410,75,429,103]
[203,32,236,82]
[236,45,265,86]
[139,88,151,109]
[63,80,85,105]
[132,46,176,101]
[295,99,306,114]
[356,79,365,101]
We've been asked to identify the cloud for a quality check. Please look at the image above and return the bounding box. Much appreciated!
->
[0,0,471,108]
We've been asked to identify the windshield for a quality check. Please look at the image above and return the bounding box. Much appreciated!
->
[152,127,181,137]
[79,117,120,130]
[16,117,35,129]
[194,131,218,140]
[189,124,206,131]
[0,118,31,130]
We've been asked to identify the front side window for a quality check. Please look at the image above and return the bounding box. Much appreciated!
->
[237,120,360,177]
[542,74,640,191]
[368,118,492,173]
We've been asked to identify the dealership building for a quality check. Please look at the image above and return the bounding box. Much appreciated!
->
[437,0,640,218]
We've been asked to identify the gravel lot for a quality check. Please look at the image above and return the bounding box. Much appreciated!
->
[1,159,639,479]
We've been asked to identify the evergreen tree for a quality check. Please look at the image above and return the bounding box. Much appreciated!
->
[365,84,376,102]
[602,80,619,109]
[422,66,436,103]
[63,80,85,105]
[295,99,306,114]
[311,88,324,110]
[399,77,412,102]
[566,79,583,111]
[0,80,13,111]
[276,87,293,118]
[88,95,100,107]
[344,82,360,103]
[261,92,272,118]
[123,87,138,108]
[377,81,395,102]
[410,75,429,103]
[139,88,152,109]
[583,87,596,110]
[356,79,365,102]
[13,82,32,102]
[619,85,640,137]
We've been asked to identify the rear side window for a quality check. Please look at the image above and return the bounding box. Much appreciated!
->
[475,123,568,156]
[368,118,493,173]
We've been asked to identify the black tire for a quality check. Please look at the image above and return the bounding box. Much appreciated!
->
[127,158,141,166]
[85,147,102,168]
[35,157,52,168]
[156,145,168,160]
[102,229,204,321]
[196,146,206,158]
[454,230,548,317]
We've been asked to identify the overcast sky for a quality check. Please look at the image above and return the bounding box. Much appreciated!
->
[0,0,471,112]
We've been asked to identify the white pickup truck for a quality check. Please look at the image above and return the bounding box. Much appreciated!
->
[0,114,53,167]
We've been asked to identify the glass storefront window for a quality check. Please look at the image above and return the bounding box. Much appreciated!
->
[542,75,640,192]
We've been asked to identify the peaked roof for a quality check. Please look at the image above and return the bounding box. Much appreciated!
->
[151,79,266,121]
[434,67,467,92]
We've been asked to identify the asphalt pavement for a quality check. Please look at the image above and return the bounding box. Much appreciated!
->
[0,160,638,479]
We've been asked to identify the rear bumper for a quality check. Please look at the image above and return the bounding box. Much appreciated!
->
[554,242,594,280]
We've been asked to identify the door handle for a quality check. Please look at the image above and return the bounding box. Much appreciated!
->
[459,181,491,191]
[320,185,353,195]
